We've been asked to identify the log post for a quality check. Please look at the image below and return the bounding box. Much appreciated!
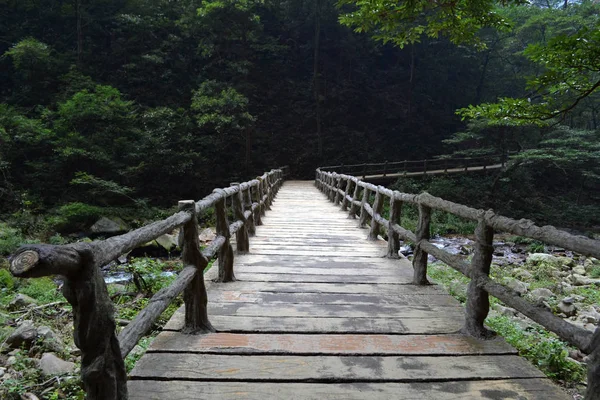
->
[179,200,215,334]
[259,178,267,216]
[231,185,250,253]
[362,164,367,180]
[348,181,360,219]
[585,328,600,400]
[265,174,273,210]
[333,176,342,205]
[383,161,388,178]
[368,189,383,241]
[413,204,431,285]
[10,245,127,399]
[253,181,263,226]
[358,187,371,228]
[214,190,235,282]
[245,186,256,236]
[387,197,402,258]
[341,178,352,211]
[462,217,495,338]
[329,175,337,202]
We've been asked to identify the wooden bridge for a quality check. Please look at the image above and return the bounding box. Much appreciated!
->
[8,167,600,400]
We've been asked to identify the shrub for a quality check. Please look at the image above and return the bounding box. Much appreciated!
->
[47,202,103,232]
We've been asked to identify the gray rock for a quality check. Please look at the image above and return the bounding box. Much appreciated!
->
[504,278,529,295]
[37,326,65,354]
[530,288,554,302]
[39,353,76,376]
[492,304,517,317]
[198,227,216,243]
[6,320,37,349]
[90,216,129,234]
[6,356,17,366]
[8,294,37,311]
[571,274,593,286]
[526,253,562,268]
[155,233,178,251]
[0,367,5,378]
[20,393,40,400]
[512,268,533,280]
[558,298,577,317]
[556,256,575,269]
[584,257,599,271]
[572,266,586,275]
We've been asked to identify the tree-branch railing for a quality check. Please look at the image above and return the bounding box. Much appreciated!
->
[316,168,600,400]
[8,168,285,400]
[320,153,512,180]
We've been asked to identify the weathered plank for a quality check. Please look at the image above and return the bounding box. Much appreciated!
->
[164,314,464,334]
[128,379,570,400]
[233,272,413,283]
[130,354,543,381]
[148,332,516,355]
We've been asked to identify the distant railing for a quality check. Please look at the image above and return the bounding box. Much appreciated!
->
[320,153,513,181]
[9,168,286,400]
[315,168,600,400]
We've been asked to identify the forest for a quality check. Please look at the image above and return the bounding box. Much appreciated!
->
[0,0,598,234]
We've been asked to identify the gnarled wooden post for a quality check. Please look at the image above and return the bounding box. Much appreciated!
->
[253,180,263,226]
[333,176,342,205]
[10,245,127,400]
[358,186,371,228]
[214,190,235,282]
[387,197,402,258]
[462,217,495,338]
[231,184,250,253]
[348,181,360,219]
[258,178,267,217]
[341,178,352,211]
[586,328,600,400]
[368,189,383,241]
[413,203,431,285]
[179,200,215,334]
[244,185,256,236]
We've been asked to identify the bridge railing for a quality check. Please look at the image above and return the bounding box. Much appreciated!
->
[8,168,285,400]
[315,168,600,400]
[320,153,511,180]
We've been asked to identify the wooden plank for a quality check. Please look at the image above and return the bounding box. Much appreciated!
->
[204,281,446,295]
[148,332,516,355]
[128,379,570,400]
[207,291,461,306]
[234,272,413,283]
[129,354,544,381]
[164,314,464,334]
[232,266,405,277]
[234,254,409,268]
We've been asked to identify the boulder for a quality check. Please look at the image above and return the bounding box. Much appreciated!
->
[571,274,593,286]
[584,257,599,271]
[8,294,37,311]
[530,288,554,302]
[558,297,577,317]
[556,257,575,269]
[37,326,65,354]
[198,227,216,243]
[39,353,76,376]
[511,268,533,280]
[90,217,129,235]
[503,278,529,295]
[572,266,586,276]
[526,253,562,268]
[6,320,37,349]
[492,304,517,317]
[155,233,178,251]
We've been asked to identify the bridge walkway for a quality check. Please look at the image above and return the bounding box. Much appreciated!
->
[128,181,569,399]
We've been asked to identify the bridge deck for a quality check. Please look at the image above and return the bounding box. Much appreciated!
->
[128,181,568,399]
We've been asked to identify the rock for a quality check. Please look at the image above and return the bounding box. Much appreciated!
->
[579,306,600,325]
[6,320,37,349]
[503,278,529,295]
[8,294,37,311]
[530,288,554,302]
[492,304,517,317]
[526,253,562,268]
[90,216,129,235]
[558,298,577,317]
[20,393,40,400]
[556,256,575,269]
[571,274,593,286]
[37,326,65,354]
[0,367,5,378]
[571,320,597,333]
[198,227,216,243]
[7,356,17,366]
[572,266,586,275]
[39,353,76,376]
[511,268,533,280]
[155,233,178,251]
[584,257,599,271]
[459,245,472,255]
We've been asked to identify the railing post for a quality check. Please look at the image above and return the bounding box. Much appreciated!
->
[348,181,360,219]
[368,189,383,240]
[214,190,235,282]
[362,164,367,180]
[231,184,250,253]
[358,187,371,228]
[341,178,352,211]
[253,181,263,226]
[179,200,215,334]
[334,176,342,205]
[383,161,388,178]
[10,247,127,399]
[413,203,431,285]
[387,196,402,258]
[260,177,268,215]
[265,174,273,210]
[403,160,408,176]
[462,217,495,338]
[585,329,600,400]
[244,185,256,235]
[329,175,337,202]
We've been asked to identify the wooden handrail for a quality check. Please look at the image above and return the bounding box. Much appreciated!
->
[8,168,285,400]
[315,168,600,400]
